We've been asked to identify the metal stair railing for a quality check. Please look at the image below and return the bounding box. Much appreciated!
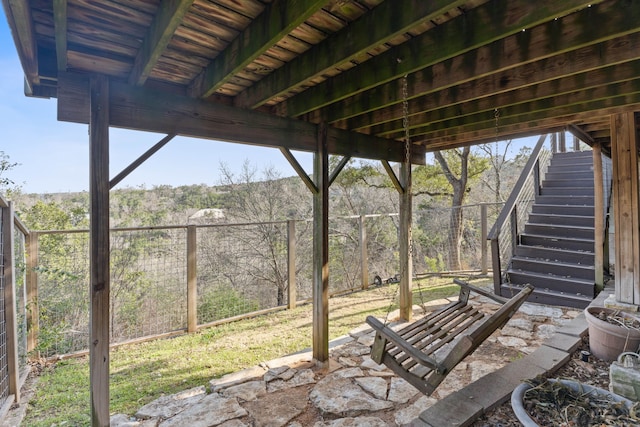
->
[488,134,550,293]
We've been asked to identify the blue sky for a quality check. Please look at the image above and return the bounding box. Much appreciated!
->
[0,13,314,194]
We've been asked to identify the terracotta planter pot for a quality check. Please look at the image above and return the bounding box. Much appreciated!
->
[585,307,640,362]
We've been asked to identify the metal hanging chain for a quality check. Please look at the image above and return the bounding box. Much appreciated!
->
[494,108,500,140]
[402,74,411,166]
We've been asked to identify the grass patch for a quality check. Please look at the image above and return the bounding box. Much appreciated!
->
[23,276,486,425]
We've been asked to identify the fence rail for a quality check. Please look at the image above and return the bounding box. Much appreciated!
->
[29,205,493,358]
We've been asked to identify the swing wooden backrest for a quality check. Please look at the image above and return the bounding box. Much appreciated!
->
[365,279,534,395]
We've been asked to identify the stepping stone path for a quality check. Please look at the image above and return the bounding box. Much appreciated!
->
[111,297,578,426]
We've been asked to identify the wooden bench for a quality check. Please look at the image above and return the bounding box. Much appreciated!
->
[366,280,534,395]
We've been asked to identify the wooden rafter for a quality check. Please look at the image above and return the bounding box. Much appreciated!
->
[53,0,67,71]
[373,64,640,138]
[192,0,326,99]
[329,32,640,130]
[275,0,600,118]
[128,0,194,86]
[410,79,640,140]
[234,0,469,109]
[2,0,39,88]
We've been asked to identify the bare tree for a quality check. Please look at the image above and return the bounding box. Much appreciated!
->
[478,140,513,206]
[433,148,488,270]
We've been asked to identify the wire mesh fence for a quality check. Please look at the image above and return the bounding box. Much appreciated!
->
[0,209,8,403]
[197,222,289,324]
[492,147,552,283]
[33,206,492,358]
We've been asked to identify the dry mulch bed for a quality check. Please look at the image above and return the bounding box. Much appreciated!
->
[472,337,616,427]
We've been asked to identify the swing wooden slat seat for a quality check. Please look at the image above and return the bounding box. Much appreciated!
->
[366,279,534,395]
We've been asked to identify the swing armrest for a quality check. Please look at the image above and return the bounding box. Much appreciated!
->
[453,279,509,305]
[366,316,446,374]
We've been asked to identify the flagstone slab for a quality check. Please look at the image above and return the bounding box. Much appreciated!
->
[243,388,308,427]
[394,396,438,426]
[158,394,247,427]
[313,416,389,426]
[222,380,266,402]
[310,377,393,417]
[387,377,419,403]
[266,368,315,393]
[210,366,267,392]
[355,376,388,400]
[135,386,206,420]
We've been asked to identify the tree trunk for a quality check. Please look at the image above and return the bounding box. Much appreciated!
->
[434,148,470,271]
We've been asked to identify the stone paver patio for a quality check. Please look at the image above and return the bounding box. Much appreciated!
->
[109,295,579,427]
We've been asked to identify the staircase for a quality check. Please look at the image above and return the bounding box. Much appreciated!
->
[500,150,596,308]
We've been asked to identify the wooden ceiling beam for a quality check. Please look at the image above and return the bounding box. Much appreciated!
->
[2,0,39,89]
[371,61,640,137]
[421,125,567,151]
[412,91,640,145]
[233,0,469,109]
[332,32,640,131]
[53,0,67,71]
[191,0,326,99]
[407,79,640,139]
[276,0,602,118]
[56,72,426,164]
[128,0,194,86]
[580,122,611,133]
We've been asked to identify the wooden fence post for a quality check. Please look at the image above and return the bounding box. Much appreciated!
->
[287,220,296,309]
[187,225,197,332]
[3,202,20,402]
[26,232,38,356]
[359,215,369,290]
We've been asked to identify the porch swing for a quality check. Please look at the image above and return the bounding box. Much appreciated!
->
[365,75,534,395]
[366,279,533,395]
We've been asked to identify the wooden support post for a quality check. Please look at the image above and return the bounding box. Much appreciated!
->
[551,133,557,153]
[187,225,197,333]
[399,161,413,322]
[3,202,20,402]
[559,131,566,152]
[26,232,38,355]
[480,204,488,275]
[593,143,605,291]
[611,112,640,305]
[359,215,369,290]
[89,74,110,427]
[573,135,580,151]
[287,220,296,309]
[312,123,329,363]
